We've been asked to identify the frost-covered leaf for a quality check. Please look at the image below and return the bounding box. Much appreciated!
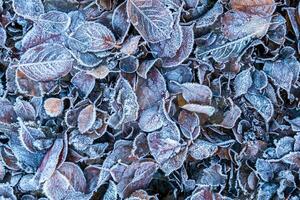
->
[44,98,64,117]
[137,58,161,79]
[178,110,200,139]
[245,93,274,122]
[21,25,64,51]
[147,125,187,175]
[0,185,17,200]
[108,77,139,129]
[181,104,215,116]
[138,104,164,132]
[221,10,271,41]
[161,25,194,67]
[180,83,212,104]
[0,25,6,48]
[117,161,158,198]
[18,43,74,82]
[217,104,242,129]
[263,57,300,94]
[37,10,71,33]
[103,180,118,200]
[136,68,167,110]
[77,104,96,133]
[68,22,116,53]
[234,68,253,98]
[275,137,294,158]
[149,13,182,58]
[86,65,110,79]
[279,152,300,167]
[13,0,44,20]
[196,2,223,28]
[119,56,139,73]
[57,162,87,193]
[256,159,274,182]
[285,117,300,132]
[230,0,276,16]
[98,140,134,187]
[14,99,36,121]
[252,70,268,91]
[0,98,17,124]
[127,0,173,43]
[35,138,64,183]
[198,164,227,187]
[189,140,218,160]
[18,118,45,153]
[43,170,71,200]
[71,71,95,98]
[112,1,130,43]
[133,132,150,158]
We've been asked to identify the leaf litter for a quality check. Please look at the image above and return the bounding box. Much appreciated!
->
[0,0,299,199]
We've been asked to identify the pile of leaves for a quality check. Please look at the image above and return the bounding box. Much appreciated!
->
[0,0,299,199]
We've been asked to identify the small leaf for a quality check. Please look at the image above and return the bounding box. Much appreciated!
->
[127,0,173,43]
[196,2,223,28]
[0,98,17,124]
[117,161,158,198]
[0,25,7,48]
[18,43,74,82]
[108,77,139,128]
[77,104,96,133]
[44,98,64,117]
[37,10,71,34]
[181,104,215,116]
[285,117,300,132]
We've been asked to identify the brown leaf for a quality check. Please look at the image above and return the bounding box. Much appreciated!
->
[230,0,276,17]
[44,98,64,117]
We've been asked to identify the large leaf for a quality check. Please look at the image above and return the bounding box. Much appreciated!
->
[37,10,71,34]
[68,22,116,52]
[21,25,64,51]
[127,0,173,43]
[18,43,74,82]
[221,10,271,41]
[12,0,44,20]
[230,0,276,16]
[195,33,252,63]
